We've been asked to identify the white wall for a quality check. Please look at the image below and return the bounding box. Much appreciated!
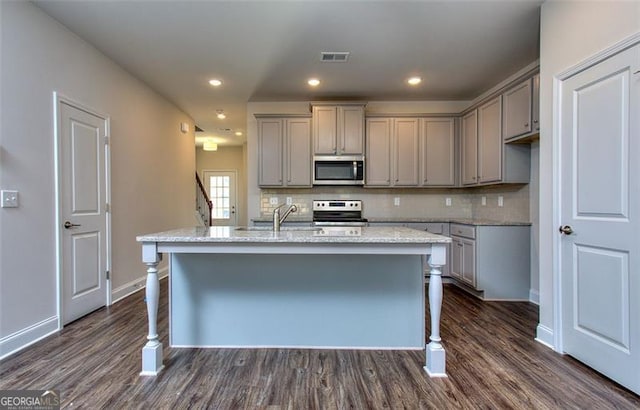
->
[0,1,195,355]
[538,1,639,345]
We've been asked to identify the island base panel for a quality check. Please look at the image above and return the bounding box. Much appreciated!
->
[170,253,425,349]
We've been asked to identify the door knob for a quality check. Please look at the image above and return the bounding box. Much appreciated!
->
[64,221,81,229]
[559,225,573,235]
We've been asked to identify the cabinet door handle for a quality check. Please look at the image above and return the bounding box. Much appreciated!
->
[533,120,539,124]
[524,123,529,127]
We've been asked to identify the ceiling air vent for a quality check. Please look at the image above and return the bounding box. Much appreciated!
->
[320,52,350,62]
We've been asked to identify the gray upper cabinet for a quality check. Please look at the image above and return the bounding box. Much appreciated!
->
[532,73,540,133]
[503,78,532,141]
[478,96,503,184]
[365,118,392,186]
[286,118,312,186]
[367,116,454,188]
[257,118,283,186]
[312,104,365,156]
[422,118,456,186]
[312,106,336,154]
[461,110,478,185]
[462,94,529,186]
[366,117,419,187]
[394,118,420,186]
[257,115,311,188]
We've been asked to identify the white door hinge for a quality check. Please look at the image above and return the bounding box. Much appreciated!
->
[104,136,110,145]
[106,270,110,280]
[105,203,110,212]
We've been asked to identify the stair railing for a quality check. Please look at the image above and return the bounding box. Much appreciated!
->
[195,173,213,226]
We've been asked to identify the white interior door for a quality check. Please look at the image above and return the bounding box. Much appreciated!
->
[559,44,639,393]
[203,170,237,226]
[59,100,109,324]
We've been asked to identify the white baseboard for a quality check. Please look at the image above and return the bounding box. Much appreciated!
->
[0,316,59,360]
[535,324,554,349]
[529,289,540,305]
[111,267,168,304]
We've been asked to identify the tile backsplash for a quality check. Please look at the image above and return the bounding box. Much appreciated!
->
[260,184,529,222]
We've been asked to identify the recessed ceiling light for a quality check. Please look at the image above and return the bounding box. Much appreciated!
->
[203,140,218,151]
[235,131,243,136]
[216,109,226,119]
[308,78,320,87]
[209,79,222,87]
[407,77,422,86]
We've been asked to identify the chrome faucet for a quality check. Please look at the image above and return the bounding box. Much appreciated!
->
[273,204,297,231]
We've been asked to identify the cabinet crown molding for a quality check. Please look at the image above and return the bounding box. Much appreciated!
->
[254,113,312,119]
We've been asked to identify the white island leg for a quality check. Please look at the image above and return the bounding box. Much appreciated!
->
[141,242,163,376]
[425,243,447,377]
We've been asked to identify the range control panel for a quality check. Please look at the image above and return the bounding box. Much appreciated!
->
[312,200,362,212]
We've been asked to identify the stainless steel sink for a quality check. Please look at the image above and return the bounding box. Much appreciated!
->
[235,226,321,232]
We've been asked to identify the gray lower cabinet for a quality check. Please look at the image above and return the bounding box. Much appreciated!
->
[450,223,530,300]
[256,115,311,187]
[369,222,451,278]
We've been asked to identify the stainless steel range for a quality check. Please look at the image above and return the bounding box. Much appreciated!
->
[312,200,368,226]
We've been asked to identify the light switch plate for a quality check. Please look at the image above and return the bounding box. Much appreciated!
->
[270,197,279,205]
[498,196,504,207]
[286,197,292,205]
[445,197,452,207]
[394,197,400,206]
[1,190,19,208]
[481,196,487,206]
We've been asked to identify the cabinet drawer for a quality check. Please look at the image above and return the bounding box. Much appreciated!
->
[424,223,446,235]
[450,223,475,239]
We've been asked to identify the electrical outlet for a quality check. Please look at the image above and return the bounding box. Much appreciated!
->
[394,197,400,206]
[1,190,19,208]
[270,197,278,205]
[445,197,452,207]
[286,197,292,205]
[481,196,487,206]
[498,196,504,207]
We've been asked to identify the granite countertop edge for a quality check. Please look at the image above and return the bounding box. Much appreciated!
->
[137,226,451,244]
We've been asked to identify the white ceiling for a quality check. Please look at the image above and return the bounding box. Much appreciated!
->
[34,0,541,146]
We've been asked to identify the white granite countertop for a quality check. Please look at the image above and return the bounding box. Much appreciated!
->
[251,217,531,226]
[367,218,532,226]
[137,226,451,244]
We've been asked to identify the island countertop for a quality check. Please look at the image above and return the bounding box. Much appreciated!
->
[137,226,452,244]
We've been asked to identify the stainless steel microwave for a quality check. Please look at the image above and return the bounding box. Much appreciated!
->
[313,156,365,185]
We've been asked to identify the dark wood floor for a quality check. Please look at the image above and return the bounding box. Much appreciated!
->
[1,281,638,409]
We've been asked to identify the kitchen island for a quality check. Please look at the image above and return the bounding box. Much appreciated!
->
[136,226,450,377]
